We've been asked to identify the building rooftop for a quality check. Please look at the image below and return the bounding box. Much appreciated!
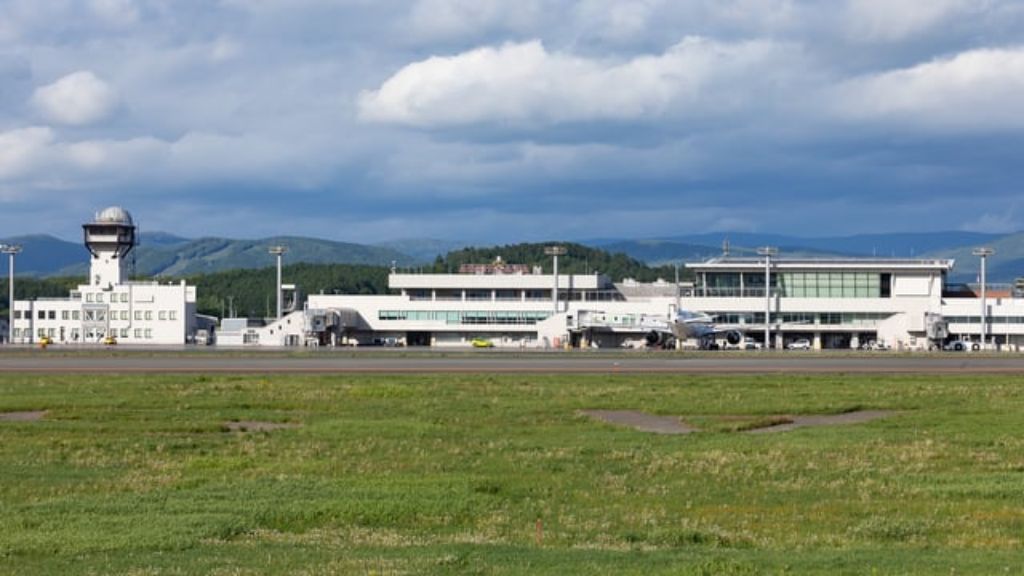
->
[688,257,955,271]
[389,272,608,291]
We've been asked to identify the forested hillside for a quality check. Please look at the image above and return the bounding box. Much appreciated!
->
[0,265,388,319]
[432,243,689,283]
[0,276,86,317]
[185,263,390,318]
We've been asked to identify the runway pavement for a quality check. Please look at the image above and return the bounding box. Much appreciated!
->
[2,349,1024,374]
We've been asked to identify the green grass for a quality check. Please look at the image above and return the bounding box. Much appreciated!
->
[1,373,1023,574]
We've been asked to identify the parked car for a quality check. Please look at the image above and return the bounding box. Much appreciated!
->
[786,338,812,350]
[471,338,494,348]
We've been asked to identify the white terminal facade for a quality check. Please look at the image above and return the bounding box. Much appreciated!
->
[247,255,1024,351]
[10,207,197,345]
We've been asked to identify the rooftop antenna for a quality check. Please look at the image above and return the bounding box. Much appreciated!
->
[722,238,730,257]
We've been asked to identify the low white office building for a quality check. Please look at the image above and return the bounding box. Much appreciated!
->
[10,207,197,345]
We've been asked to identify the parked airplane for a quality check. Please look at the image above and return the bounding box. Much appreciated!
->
[639,310,746,350]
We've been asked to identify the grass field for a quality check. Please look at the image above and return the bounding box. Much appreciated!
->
[1,372,1023,574]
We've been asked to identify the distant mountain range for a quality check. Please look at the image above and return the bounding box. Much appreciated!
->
[588,231,1018,282]
[373,238,471,264]
[0,234,87,276]
[0,233,417,278]
[922,233,1024,283]
[588,231,1005,261]
[1,230,1020,283]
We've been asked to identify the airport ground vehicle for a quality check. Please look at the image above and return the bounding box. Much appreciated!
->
[786,338,812,350]
[103,336,117,346]
[943,339,979,352]
[471,338,494,348]
[38,336,53,348]
[726,337,761,350]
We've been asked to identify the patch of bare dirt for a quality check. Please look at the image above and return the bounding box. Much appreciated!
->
[744,410,893,434]
[222,420,299,432]
[581,410,697,435]
[0,410,47,422]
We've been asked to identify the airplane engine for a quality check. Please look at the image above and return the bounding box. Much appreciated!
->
[645,330,668,347]
[725,330,743,346]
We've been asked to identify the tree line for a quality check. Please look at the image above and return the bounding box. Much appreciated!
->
[431,242,689,283]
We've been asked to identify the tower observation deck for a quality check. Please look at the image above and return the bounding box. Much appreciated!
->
[82,206,137,288]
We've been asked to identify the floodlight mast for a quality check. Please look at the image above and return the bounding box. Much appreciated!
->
[973,247,995,347]
[757,247,778,350]
[544,246,567,315]
[269,246,288,320]
[2,244,22,345]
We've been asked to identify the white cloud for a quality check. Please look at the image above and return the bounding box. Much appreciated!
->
[0,126,54,179]
[31,71,119,126]
[407,0,545,40]
[89,0,139,27]
[700,0,801,33]
[960,210,1020,234]
[0,125,170,187]
[843,0,977,41]
[0,124,316,195]
[834,47,1024,130]
[65,136,166,171]
[210,36,242,62]
[359,37,797,128]
[571,0,664,42]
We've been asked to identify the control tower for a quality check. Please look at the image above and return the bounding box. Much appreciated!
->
[82,206,137,288]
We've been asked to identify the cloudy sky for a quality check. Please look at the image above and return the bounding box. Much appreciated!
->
[1,0,1023,243]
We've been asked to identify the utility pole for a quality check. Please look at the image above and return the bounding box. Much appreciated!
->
[973,247,994,348]
[757,246,777,349]
[544,246,566,315]
[269,246,287,320]
[2,244,21,345]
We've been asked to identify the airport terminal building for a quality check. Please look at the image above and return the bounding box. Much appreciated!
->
[253,254,1024,351]
[6,209,1024,351]
[9,207,198,345]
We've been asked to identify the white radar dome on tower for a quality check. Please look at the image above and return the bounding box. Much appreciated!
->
[83,206,137,287]
[93,206,134,226]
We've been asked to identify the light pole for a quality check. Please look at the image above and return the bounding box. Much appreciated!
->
[973,247,994,348]
[757,246,777,349]
[674,262,681,313]
[544,246,567,315]
[2,244,22,345]
[268,246,287,320]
